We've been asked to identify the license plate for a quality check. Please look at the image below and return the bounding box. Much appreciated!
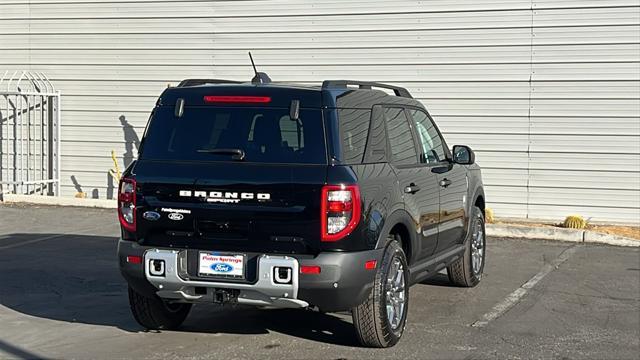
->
[198,252,245,278]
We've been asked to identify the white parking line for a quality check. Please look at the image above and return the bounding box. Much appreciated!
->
[0,225,108,250]
[0,233,68,250]
[472,245,579,328]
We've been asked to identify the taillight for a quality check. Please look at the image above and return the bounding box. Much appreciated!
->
[321,185,361,242]
[118,177,136,232]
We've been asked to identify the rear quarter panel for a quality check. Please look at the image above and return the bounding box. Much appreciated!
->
[324,163,402,252]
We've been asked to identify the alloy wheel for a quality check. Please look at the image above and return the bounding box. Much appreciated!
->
[471,214,485,275]
[385,257,406,330]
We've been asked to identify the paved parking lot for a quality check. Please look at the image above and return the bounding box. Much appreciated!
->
[0,204,638,359]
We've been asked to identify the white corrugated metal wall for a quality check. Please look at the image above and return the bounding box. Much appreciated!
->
[1,0,639,223]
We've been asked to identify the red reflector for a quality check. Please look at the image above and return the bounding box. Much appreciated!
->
[364,260,377,270]
[300,265,321,274]
[203,95,271,104]
[126,255,142,264]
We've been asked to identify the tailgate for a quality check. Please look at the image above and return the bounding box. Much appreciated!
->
[134,160,326,254]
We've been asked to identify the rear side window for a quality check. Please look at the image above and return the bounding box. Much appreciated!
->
[338,109,371,164]
[140,106,326,164]
[384,107,418,165]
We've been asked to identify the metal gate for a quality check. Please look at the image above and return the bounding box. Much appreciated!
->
[0,71,60,198]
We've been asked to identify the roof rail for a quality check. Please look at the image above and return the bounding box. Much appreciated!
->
[321,80,412,98]
[177,79,243,87]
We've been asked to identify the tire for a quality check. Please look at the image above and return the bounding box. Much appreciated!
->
[128,286,192,330]
[447,206,486,287]
[352,236,409,348]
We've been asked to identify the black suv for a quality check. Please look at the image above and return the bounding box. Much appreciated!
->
[117,77,486,348]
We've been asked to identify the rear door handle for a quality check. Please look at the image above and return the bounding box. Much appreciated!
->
[439,178,452,188]
[404,183,421,194]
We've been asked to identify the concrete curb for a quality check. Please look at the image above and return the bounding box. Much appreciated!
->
[487,223,639,247]
[2,194,116,209]
[583,231,640,247]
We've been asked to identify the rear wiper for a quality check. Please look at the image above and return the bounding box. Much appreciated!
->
[196,148,245,161]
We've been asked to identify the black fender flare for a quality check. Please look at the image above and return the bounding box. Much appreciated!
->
[470,186,485,215]
[464,186,485,243]
[374,208,419,264]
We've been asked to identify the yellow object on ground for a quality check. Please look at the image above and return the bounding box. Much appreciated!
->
[485,208,495,224]
[563,215,587,229]
[109,150,122,183]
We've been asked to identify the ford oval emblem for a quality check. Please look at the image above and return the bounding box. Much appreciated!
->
[211,263,233,273]
[168,213,184,221]
[142,211,161,221]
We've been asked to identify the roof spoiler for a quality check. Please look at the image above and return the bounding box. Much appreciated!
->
[177,79,243,87]
[322,80,412,98]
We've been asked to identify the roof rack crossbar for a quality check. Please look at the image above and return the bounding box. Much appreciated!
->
[321,80,412,98]
[177,79,243,87]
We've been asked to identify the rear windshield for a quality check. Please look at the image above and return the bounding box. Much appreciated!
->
[140,106,327,164]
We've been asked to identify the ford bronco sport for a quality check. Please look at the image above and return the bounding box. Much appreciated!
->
[117,75,486,348]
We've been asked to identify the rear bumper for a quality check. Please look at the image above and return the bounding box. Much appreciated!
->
[118,240,384,312]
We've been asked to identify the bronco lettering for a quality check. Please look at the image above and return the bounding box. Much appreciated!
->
[179,190,271,202]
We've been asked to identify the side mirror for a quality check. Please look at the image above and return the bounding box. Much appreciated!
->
[452,145,475,165]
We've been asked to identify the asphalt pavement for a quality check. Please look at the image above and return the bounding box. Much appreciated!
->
[0,204,638,359]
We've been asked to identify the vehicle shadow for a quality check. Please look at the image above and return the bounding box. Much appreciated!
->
[183,306,358,346]
[0,233,359,346]
[0,233,140,332]
[419,272,452,287]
